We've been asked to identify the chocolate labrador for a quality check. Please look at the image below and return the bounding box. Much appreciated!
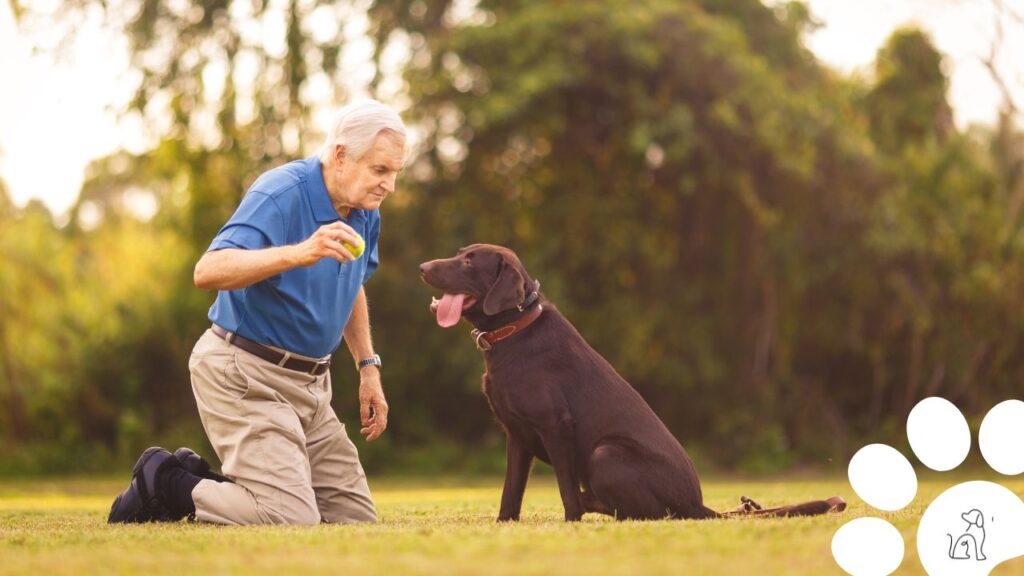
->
[420,244,846,521]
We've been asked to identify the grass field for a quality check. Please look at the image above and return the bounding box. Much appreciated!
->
[2,473,1024,575]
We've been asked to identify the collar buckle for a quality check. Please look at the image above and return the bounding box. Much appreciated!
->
[517,280,542,312]
[471,329,493,351]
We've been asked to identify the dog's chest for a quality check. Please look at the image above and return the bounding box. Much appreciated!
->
[481,371,506,415]
[481,370,525,424]
[482,362,556,429]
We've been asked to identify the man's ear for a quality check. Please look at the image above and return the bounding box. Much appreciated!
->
[333,144,348,169]
[483,258,525,315]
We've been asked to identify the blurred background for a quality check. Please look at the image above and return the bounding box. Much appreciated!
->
[1,0,1023,478]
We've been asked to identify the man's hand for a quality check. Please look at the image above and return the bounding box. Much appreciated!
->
[358,371,388,442]
[291,222,361,267]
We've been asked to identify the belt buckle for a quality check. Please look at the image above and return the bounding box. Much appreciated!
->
[310,358,331,375]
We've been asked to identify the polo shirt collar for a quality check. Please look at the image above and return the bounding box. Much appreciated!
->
[307,157,342,223]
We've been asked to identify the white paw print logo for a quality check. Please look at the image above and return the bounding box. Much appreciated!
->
[832,397,1024,575]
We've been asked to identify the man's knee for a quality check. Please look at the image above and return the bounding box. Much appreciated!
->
[264,501,321,526]
[193,480,319,526]
[234,485,320,526]
[287,508,322,526]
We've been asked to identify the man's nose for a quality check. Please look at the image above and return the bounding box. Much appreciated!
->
[381,174,397,192]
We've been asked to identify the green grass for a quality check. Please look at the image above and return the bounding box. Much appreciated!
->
[2,474,1024,575]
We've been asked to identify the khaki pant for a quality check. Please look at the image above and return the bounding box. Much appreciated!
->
[187,329,376,525]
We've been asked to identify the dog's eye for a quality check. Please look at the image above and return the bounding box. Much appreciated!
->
[462,257,472,267]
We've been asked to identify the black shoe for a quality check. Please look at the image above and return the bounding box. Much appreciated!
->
[108,447,182,524]
[173,447,234,483]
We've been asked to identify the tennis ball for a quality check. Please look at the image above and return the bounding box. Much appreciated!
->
[343,233,365,258]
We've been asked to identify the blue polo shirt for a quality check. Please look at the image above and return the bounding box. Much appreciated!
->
[205,156,380,358]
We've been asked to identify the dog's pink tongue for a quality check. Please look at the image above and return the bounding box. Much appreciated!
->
[436,293,466,328]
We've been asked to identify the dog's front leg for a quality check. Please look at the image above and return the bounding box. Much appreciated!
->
[497,434,533,522]
[539,413,585,521]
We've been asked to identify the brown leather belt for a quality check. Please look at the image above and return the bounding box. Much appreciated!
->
[211,325,331,376]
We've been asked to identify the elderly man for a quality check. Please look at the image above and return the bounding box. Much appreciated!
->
[108,99,405,525]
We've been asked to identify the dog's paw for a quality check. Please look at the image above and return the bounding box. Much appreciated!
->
[831,398,1024,575]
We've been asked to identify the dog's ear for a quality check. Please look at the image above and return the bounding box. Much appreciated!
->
[483,257,525,315]
[962,510,983,527]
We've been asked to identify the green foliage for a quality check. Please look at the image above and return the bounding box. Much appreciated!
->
[0,198,201,458]
[865,28,954,153]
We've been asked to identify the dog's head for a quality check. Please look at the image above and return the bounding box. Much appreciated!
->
[961,509,984,528]
[420,244,534,328]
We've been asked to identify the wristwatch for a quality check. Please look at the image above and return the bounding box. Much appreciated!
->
[357,354,382,371]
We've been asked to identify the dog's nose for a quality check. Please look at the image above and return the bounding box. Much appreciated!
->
[419,263,428,275]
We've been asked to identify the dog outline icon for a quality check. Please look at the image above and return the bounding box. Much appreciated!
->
[947,509,987,561]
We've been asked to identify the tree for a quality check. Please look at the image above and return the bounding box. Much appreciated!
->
[865,28,954,154]
[862,27,1023,423]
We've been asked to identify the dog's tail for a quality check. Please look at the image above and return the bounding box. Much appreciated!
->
[699,506,724,519]
[717,495,847,519]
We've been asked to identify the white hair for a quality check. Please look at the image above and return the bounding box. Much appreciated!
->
[319,99,407,163]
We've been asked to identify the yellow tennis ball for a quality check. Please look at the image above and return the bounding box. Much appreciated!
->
[343,233,365,258]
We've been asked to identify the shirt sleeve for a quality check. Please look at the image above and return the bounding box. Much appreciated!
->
[361,211,381,285]
[207,191,287,251]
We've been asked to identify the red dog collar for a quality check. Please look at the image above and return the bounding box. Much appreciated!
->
[470,304,544,351]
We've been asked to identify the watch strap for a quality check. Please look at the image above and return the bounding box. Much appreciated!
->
[357,354,382,370]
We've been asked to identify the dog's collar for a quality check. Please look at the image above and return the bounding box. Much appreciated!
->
[471,280,543,351]
[471,304,543,351]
